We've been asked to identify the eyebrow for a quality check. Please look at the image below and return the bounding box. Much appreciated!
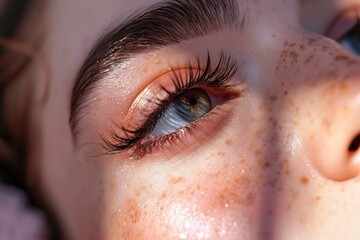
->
[70,0,245,137]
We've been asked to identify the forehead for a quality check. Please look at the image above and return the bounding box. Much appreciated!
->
[44,0,288,82]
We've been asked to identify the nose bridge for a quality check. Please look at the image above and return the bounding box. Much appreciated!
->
[282,33,360,181]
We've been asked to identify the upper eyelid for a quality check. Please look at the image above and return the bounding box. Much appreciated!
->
[70,0,247,141]
[125,51,239,130]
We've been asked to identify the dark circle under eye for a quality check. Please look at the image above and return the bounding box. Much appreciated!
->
[173,88,212,122]
[339,20,360,55]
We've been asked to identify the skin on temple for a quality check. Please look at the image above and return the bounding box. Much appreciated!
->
[4,0,360,239]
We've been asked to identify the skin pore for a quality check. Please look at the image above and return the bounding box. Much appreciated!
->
[3,0,360,239]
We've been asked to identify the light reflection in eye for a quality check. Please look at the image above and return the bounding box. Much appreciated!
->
[150,88,212,137]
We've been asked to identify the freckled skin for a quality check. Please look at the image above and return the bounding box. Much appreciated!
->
[6,0,360,239]
[104,31,360,238]
[98,32,360,238]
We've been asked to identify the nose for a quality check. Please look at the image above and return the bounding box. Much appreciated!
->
[292,37,360,181]
[307,85,360,181]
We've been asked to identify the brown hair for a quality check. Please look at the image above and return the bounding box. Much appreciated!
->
[0,0,47,184]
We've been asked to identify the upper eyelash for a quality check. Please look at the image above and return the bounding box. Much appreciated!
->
[169,50,239,94]
[101,50,239,154]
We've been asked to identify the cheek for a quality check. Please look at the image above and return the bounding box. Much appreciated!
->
[155,173,257,239]
[105,156,262,240]
[99,80,330,240]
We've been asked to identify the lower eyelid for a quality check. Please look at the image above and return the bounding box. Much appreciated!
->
[127,100,237,160]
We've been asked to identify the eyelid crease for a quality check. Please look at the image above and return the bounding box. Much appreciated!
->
[101,51,241,155]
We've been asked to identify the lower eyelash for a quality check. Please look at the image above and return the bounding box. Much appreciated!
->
[129,128,191,159]
[127,105,229,160]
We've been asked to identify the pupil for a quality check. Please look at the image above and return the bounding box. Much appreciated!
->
[188,97,197,106]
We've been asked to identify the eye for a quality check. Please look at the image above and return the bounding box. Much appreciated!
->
[327,8,360,56]
[339,20,360,55]
[150,88,212,137]
[102,51,241,159]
